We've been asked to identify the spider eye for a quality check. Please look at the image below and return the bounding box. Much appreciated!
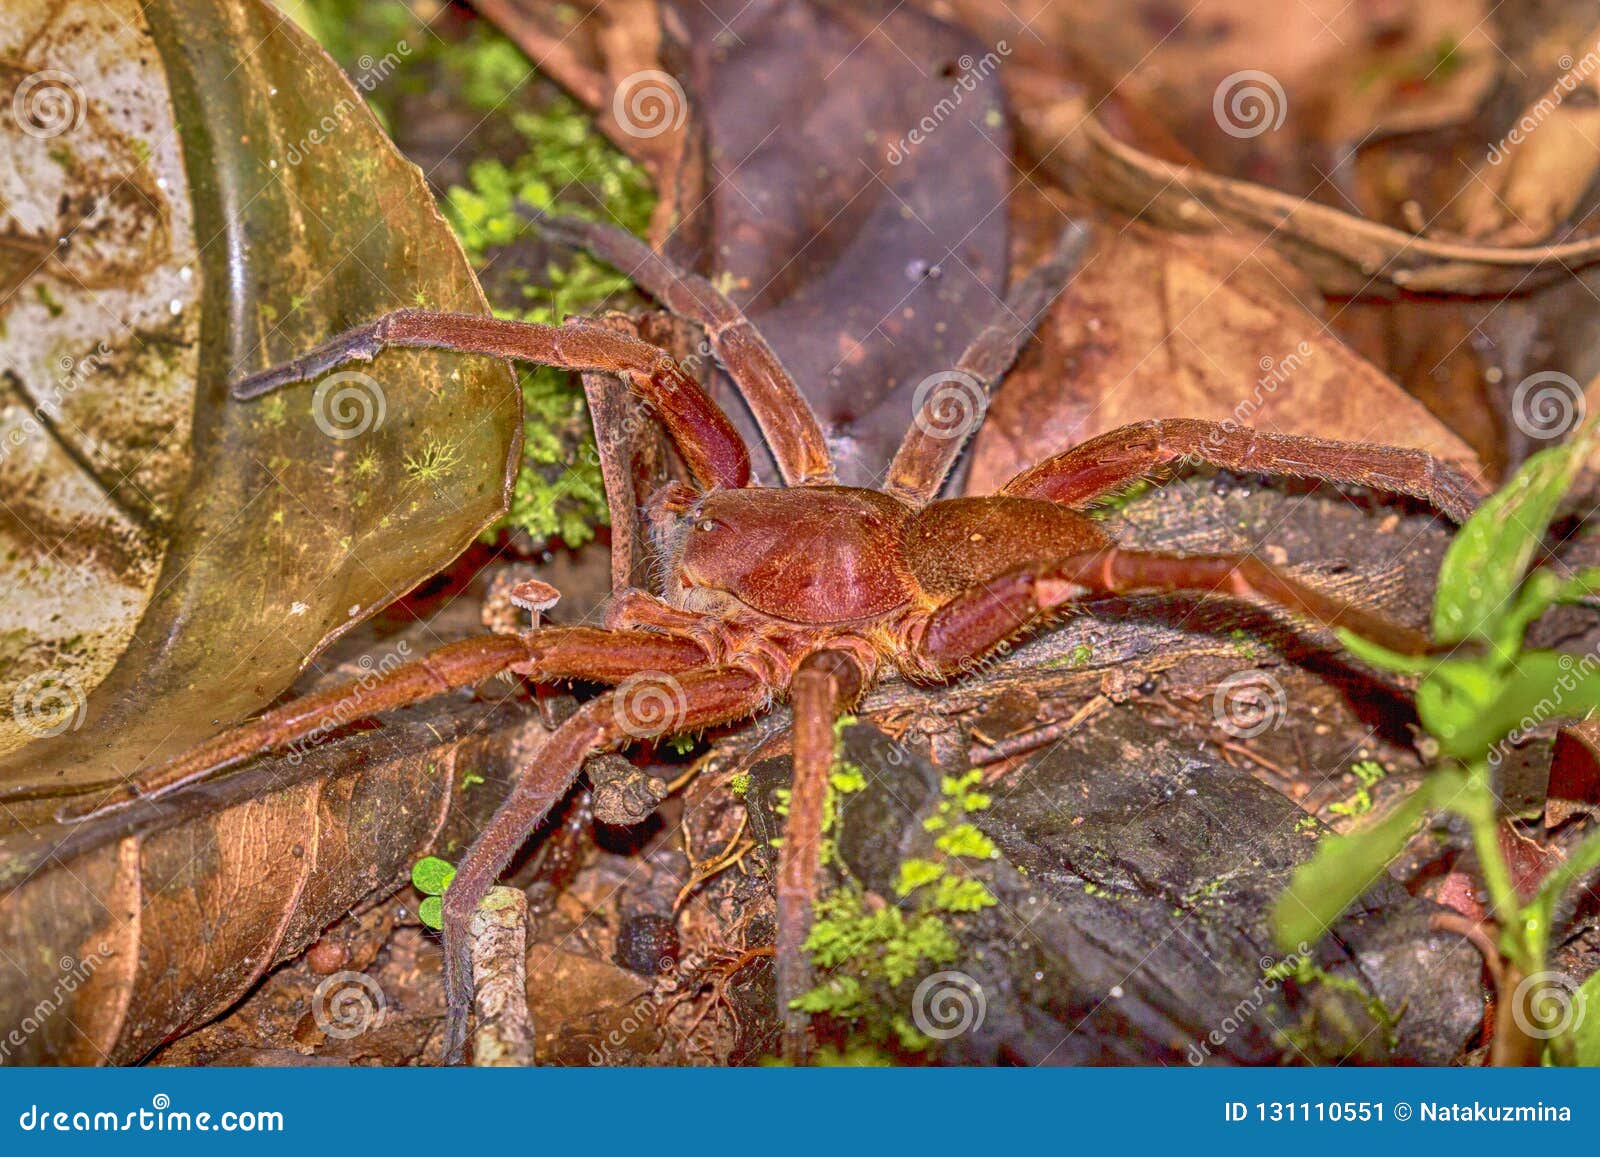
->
[695,518,720,533]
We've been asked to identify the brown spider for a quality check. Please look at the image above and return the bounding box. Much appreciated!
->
[66,214,1481,1063]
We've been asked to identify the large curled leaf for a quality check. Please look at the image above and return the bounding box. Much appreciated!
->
[0,0,523,1062]
[0,0,517,797]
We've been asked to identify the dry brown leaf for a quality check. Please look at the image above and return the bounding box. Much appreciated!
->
[966,222,1481,494]
[0,693,534,1064]
[1014,76,1600,297]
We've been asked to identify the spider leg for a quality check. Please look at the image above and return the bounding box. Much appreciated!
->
[776,649,865,1062]
[999,418,1482,522]
[884,222,1091,507]
[531,211,837,487]
[910,545,1438,681]
[578,313,674,593]
[602,589,713,635]
[231,308,751,491]
[441,664,771,1063]
[61,625,711,821]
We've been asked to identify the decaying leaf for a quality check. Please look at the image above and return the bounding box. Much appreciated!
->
[0,0,517,791]
[1013,79,1600,297]
[474,0,1014,486]
[0,686,534,1064]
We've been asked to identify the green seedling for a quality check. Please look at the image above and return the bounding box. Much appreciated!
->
[1275,418,1600,1064]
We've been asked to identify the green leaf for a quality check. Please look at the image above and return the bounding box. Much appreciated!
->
[418,896,444,931]
[1498,568,1600,657]
[1565,970,1600,1066]
[1273,774,1462,951]
[1430,650,1600,761]
[1335,629,1437,677]
[411,856,456,896]
[1432,421,1599,647]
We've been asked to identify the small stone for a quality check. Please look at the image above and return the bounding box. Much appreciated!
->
[305,936,347,976]
[615,914,678,976]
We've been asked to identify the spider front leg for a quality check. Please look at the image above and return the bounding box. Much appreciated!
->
[61,626,712,820]
[532,212,837,487]
[1000,418,1483,523]
[911,545,1440,681]
[232,308,751,491]
[776,649,865,1061]
[884,222,1092,507]
[440,665,771,1063]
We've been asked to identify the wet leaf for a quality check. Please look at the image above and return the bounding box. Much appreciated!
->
[0,0,518,795]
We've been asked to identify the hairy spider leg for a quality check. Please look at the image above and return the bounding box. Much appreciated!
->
[1001,417,1482,523]
[532,211,837,487]
[775,649,865,1061]
[911,546,1441,683]
[440,665,771,1062]
[884,222,1092,507]
[231,308,752,491]
[59,628,711,820]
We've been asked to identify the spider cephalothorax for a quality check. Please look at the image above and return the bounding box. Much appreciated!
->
[62,213,1482,1063]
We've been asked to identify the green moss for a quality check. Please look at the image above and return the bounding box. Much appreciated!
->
[935,823,998,861]
[729,771,751,797]
[1088,478,1152,518]
[1274,957,1401,1058]
[786,731,998,1055]
[894,858,945,898]
[800,887,960,998]
[1329,760,1387,819]
[933,875,996,913]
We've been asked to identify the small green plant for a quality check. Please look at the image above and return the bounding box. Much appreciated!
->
[412,855,456,931]
[1274,419,1600,1064]
[1327,760,1386,819]
[791,752,998,1054]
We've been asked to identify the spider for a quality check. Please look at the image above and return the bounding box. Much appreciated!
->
[67,213,1481,1063]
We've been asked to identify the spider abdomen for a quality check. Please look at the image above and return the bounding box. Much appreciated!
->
[903,495,1111,600]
